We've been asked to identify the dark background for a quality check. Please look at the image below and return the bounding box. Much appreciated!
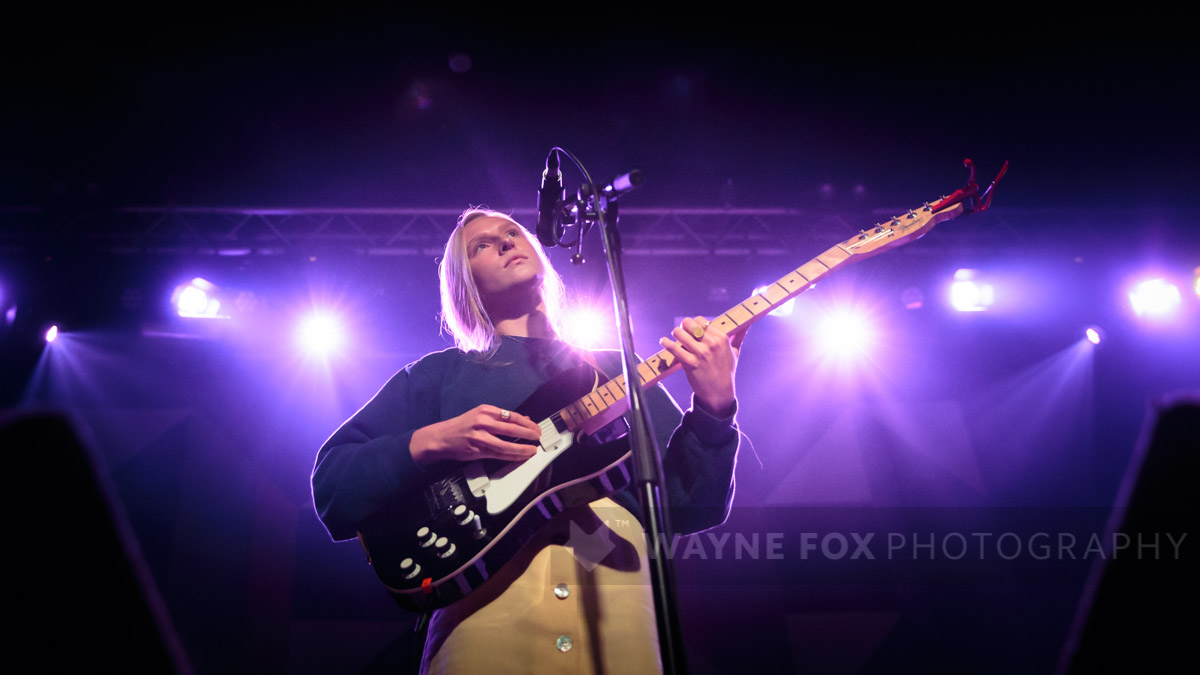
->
[3,7,1197,674]
[4,7,1197,210]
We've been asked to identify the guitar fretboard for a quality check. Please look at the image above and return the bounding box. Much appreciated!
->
[555,200,965,434]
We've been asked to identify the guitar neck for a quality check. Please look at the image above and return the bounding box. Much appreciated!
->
[555,242,856,433]
[555,200,967,434]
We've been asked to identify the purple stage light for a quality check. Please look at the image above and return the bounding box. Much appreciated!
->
[297,312,345,356]
[1085,326,1104,345]
[45,325,58,343]
[753,285,795,317]
[177,286,209,314]
[561,306,614,350]
[1128,278,1181,318]
[949,269,994,312]
[172,278,226,318]
[818,312,873,357]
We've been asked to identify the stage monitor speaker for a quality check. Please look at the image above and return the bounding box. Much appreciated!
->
[1,411,190,672]
[1058,397,1198,673]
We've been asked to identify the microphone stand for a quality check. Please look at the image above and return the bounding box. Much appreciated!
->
[598,198,689,675]
[546,150,688,675]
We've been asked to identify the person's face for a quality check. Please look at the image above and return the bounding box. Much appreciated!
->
[463,216,545,300]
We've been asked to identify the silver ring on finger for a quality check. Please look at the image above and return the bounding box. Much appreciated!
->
[499,409,511,421]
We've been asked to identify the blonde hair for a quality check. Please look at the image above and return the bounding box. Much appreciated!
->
[439,208,567,354]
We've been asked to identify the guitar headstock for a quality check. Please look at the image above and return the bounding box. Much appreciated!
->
[838,200,966,260]
[838,159,1009,260]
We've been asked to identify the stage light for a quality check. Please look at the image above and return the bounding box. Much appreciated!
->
[818,311,873,357]
[296,312,345,356]
[1085,326,1105,345]
[753,285,795,317]
[1192,266,1199,298]
[4,306,14,328]
[172,278,227,319]
[1128,278,1181,318]
[561,306,615,350]
[177,286,209,314]
[949,269,994,312]
[44,325,59,343]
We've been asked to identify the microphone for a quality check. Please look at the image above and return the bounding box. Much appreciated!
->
[601,169,644,199]
[536,151,565,247]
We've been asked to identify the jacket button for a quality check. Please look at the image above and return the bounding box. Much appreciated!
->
[556,635,573,652]
[553,583,570,599]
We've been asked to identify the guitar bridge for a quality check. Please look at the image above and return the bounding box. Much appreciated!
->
[429,477,468,510]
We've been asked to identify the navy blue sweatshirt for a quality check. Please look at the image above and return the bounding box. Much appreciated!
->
[312,336,739,541]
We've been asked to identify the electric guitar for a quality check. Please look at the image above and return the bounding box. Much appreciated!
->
[357,161,1009,610]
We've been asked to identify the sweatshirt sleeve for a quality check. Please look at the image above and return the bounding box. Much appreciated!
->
[597,351,740,535]
[311,361,441,541]
[650,387,740,535]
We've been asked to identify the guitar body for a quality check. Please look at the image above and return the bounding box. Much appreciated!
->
[357,363,636,610]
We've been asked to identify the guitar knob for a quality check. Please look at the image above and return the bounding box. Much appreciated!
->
[400,557,421,580]
[453,505,475,525]
[452,505,487,539]
[417,526,437,547]
[434,536,457,559]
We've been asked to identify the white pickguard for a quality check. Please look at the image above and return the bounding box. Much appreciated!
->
[461,425,576,515]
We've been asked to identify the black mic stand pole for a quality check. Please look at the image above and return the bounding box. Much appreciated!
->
[592,188,689,675]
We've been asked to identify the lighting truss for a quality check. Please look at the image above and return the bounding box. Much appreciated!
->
[0,205,1195,257]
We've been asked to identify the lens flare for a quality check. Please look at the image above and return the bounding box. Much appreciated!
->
[818,311,873,357]
[297,312,345,356]
[560,306,614,350]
